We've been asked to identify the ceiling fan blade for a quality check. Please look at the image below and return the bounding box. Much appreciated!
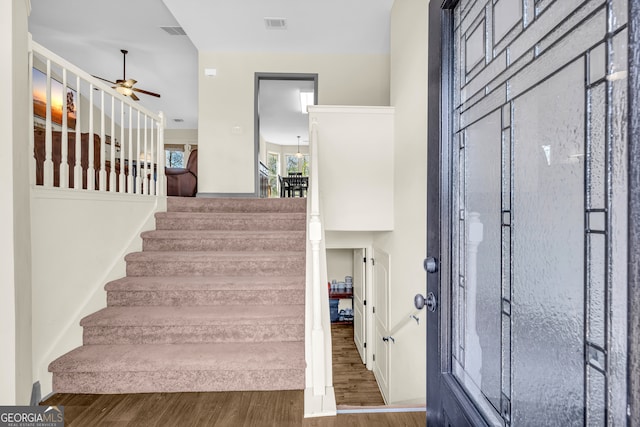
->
[93,75,117,85]
[130,92,140,101]
[133,87,161,98]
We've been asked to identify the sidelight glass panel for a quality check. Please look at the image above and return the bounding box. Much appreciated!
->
[461,110,503,411]
[588,233,606,349]
[512,59,585,425]
[588,83,606,210]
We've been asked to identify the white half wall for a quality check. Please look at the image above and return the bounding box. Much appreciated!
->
[372,0,429,404]
[198,51,390,194]
[30,190,165,396]
[310,106,394,231]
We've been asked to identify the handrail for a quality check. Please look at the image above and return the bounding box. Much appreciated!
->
[383,308,422,343]
[28,37,165,195]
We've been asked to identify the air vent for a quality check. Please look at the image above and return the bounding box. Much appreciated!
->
[161,26,187,36]
[264,18,287,29]
[173,118,184,123]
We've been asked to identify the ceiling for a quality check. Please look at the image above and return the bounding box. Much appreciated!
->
[28,0,394,133]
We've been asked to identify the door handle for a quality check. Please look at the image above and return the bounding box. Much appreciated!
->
[415,292,438,312]
[424,257,438,273]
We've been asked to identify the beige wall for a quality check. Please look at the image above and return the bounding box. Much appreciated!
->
[0,0,33,405]
[198,51,390,194]
[373,0,429,404]
[165,128,197,147]
[30,191,164,396]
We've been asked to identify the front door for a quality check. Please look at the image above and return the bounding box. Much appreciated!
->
[427,0,630,425]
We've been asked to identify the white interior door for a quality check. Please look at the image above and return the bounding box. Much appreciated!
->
[352,248,366,363]
[372,249,390,404]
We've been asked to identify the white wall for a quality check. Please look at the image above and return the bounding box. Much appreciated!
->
[165,128,197,147]
[310,106,394,231]
[198,51,390,194]
[372,0,429,404]
[327,249,354,283]
[30,190,164,396]
[0,0,33,405]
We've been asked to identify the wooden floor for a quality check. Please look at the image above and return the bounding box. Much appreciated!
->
[42,391,425,426]
[330,323,386,406]
[41,324,425,426]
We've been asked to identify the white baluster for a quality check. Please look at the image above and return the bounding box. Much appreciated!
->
[43,59,53,187]
[136,111,142,195]
[99,91,106,191]
[157,112,165,196]
[149,119,156,196]
[143,115,149,195]
[127,105,133,194]
[87,83,95,191]
[109,95,116,192]
[60,68,69,188]
[74,75,82,190]
[119,100,125,193]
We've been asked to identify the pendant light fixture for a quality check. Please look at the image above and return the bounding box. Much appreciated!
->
[296,135,303,158]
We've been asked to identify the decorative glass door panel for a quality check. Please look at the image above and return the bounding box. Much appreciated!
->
[450,0,628,425]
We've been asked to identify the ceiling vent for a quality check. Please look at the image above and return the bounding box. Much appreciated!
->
[161,26,187,36]
[173,118,185,123]
[264,18,287,30]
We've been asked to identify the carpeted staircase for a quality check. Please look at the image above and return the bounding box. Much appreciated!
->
[48,197,307,394]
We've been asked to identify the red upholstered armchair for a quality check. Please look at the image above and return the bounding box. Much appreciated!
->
[166,149,197,196]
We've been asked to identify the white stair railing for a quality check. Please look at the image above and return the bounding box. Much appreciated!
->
[28,37,165,196]
[305,115,336,417]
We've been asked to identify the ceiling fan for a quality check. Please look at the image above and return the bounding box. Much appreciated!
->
[93,49,161,101]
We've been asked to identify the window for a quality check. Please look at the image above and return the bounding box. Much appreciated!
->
[285,154,309,176]
[165,149,184,168]
[267,152,280,197]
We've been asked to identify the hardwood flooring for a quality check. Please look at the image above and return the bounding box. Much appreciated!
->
[42,391,425,426]
[330,323,386,406]
[40,325,426,426]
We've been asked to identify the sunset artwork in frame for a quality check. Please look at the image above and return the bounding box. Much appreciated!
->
[32,68,77,129]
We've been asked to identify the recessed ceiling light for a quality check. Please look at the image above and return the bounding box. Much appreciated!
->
[264,18,287,30]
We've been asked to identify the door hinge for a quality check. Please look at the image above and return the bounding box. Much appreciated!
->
[364,300,366,306]
[364,342,367,348]
[363,257,367,263]
[373,354,375,362]
[373,307,376,314]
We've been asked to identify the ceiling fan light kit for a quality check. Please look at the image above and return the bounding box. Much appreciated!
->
[92,49,160,101]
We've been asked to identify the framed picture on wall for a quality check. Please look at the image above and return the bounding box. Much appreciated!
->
[32,68,77,129]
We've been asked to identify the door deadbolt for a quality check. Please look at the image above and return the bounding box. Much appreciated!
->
[424,257,438,273]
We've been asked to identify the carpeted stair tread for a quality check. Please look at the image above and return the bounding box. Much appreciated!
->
[49,341,305,373]
[167,197,307,213]
[154,212,306,231]
[141,229,306,251]
[127,250,303,260]
[141,229,306,239]
[81,305,305,327]
[105,275,304,291]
